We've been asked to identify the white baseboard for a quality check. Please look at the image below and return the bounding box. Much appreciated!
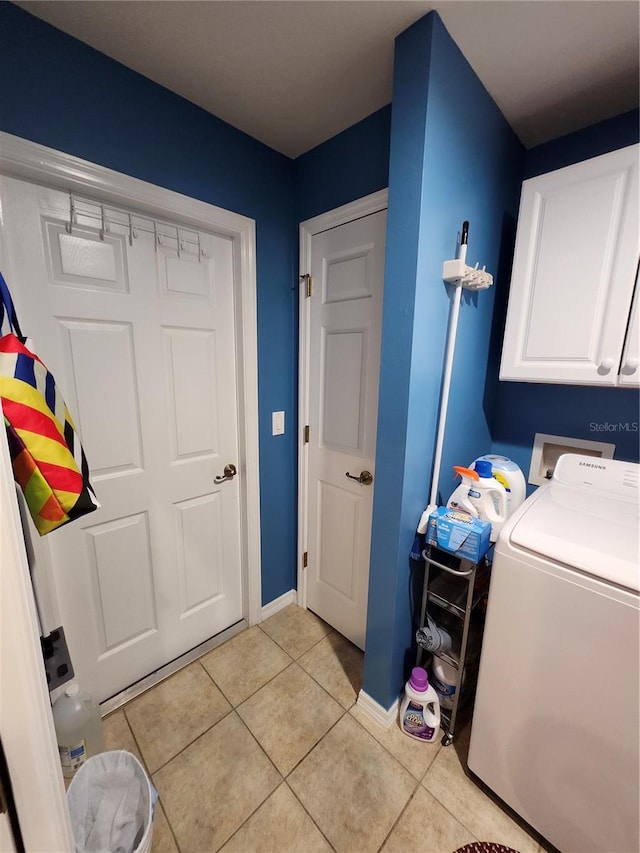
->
[356,689,400,730]
[259,589,297,622]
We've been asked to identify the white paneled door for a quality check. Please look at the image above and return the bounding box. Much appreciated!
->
[0,176,244,702]
[305,208,386,649]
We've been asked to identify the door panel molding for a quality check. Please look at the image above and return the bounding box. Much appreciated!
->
[298,190,387,620]
[0,131,262,634]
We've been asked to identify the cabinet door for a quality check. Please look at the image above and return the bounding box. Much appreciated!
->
[619,266,639,387]
[500,144,639,386]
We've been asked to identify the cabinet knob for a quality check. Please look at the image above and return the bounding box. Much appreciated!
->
[621,357,639,374]
[598,358,615,373]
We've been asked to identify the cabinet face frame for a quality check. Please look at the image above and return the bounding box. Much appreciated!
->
[500,144,639,387]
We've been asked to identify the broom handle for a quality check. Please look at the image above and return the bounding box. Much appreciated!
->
[428,280,462,509]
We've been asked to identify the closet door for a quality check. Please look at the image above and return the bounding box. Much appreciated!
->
[305,209,386,649]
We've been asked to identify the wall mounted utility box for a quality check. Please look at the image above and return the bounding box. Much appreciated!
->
[529,433,615,486]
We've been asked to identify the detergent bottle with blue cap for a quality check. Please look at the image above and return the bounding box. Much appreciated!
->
[471,454,526,518]
[447,460,508,542]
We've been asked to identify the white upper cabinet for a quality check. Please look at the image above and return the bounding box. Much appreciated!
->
[500,144,639,386]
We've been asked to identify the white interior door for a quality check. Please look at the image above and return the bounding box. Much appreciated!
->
[0,176,244,701]
[304,208,386,649]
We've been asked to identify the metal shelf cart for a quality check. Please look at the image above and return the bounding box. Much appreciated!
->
[417,545,490,746]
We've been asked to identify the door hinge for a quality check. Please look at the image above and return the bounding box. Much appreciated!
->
[300,273,312,297]
[304,425,310,443]
[303,551,308,568]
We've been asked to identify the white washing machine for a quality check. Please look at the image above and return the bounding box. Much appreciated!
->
[468,453,639,853]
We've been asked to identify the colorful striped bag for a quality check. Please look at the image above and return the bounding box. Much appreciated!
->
[0,272,99,535]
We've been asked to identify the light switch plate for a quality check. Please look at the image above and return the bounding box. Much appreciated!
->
[272,411,285,436]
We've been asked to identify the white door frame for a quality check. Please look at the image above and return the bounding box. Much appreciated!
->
[0,131,262,632]
[0,416,74,851]
[297,189,388,609]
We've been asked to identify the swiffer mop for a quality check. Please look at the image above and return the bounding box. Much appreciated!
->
[410,220,493,560]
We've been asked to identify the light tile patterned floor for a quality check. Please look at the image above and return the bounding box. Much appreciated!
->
[102,604,545,853]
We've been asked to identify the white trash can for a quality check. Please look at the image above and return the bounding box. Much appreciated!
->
[67,750,155,853]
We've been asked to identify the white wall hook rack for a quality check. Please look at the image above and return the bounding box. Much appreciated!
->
[442,259,493,290]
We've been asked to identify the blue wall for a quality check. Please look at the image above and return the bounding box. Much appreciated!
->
[491,109,640,479]
[523,110,639,179]
[0,2,297,604]
[363,13,524,708]
[294,106,391,223]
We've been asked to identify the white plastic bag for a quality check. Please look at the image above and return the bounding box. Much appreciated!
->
[67,750,155,853]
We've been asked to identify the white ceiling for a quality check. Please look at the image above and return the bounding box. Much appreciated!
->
[15,1,640,158]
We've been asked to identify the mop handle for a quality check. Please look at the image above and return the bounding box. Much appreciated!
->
[427,221,468,509]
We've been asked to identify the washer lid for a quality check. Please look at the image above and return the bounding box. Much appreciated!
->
[510,462,640,592]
